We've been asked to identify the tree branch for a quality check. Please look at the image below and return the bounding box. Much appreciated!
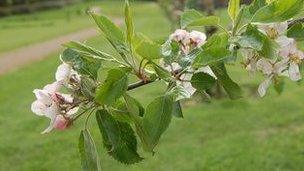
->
[127,80,154,91]
[127,17,304,92]
[288,17,304,28]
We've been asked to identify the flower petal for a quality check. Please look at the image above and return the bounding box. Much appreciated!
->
[275,22,288,35]
[289,62,302,81]
[189,30,207,47]
[258,77,272,97]
[31,100,46,116]
[33,89,52,105]
[257,59,272,75]
[41,119,55,134]
[43,81,61,93]
[276,36,294,48]
[55,63,71,82]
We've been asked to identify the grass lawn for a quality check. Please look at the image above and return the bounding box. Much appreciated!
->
[1,1,304,171]
[0,1,154,53]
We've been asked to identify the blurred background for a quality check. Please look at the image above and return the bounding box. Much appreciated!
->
[1,0,304,170]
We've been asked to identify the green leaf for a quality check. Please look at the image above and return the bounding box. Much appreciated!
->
[249,0,267,14]
[191,72,216,93]
[180,9,219,28]
[91,14,127,54]
[123,94,153,152]
[136,41,162,60]
[172,101,183,118]
[123,94,145,117]
[210,63,243,99]
[65,41,113,60]
[96,110,143,164]
[79,129,101,171]
[228,0,240,21]
[125,0,134,45]
[193,47,231,67]
[238,24,277,58]
[95,68,128,105]
[287,23,304,40]
[143,95,174,151]
[252,0,304,23]
[193,34,231,67]
[152,63,172,81]
[110,99,133,123]
[61,48,101,79]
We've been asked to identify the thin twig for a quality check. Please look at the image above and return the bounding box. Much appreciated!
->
[127,80,154,91]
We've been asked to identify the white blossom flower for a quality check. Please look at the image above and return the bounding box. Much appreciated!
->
[31,81,78,133]
[189,31,207,47]
[241,49,259,75]
[258,22,288,39]
[169,29,206,54]
[258,22,294,49]
[56,62,81,87]
[169,29,190,46]
[256,58,288,97]
[279,40,304,81]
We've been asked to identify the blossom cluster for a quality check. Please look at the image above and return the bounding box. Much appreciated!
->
[169,29,207,55]
[162,29,216,99]
[243,22,303,97]
[31,61,81,133]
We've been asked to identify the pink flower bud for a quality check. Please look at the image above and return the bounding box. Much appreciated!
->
[54,115,69,130]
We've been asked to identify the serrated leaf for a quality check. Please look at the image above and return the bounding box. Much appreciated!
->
[143,95,174,151]
[287,23,304,40]
[125,0,134,45]
[96,110,143,164]
[122,94,154,152]
[91,14,127,54]
[228,0,240,21]
[210,63,243,99]
[123,94,145,117]
[136,41,162,60]
[152,63,172,81]
[252,0,304,23]
[191,72,216,93]
[61,48,101,79]
[193,34,231,67]
[65,41,113,60]
[95,69,128,105]
[79,129,101,171]
[110,99,133,123]
[180,9,219,28]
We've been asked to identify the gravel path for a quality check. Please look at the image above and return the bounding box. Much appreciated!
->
[0,28,98,75]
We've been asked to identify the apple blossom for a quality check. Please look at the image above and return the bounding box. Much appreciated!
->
[169,29,207,54]
[257,22,295,49]
[256,58,289,97]
[241,49,259,75]
[189,31,207,47]
[258,22,288,40]
[56,61,81,88]
[53,115,70,130]
[31,81,79,133]
[279,40,304,81]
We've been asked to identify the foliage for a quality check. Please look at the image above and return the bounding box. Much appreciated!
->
[30,0,304,170]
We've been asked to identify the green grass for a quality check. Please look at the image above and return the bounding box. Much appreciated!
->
[1,1,304,171]
[0,1,154,53]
